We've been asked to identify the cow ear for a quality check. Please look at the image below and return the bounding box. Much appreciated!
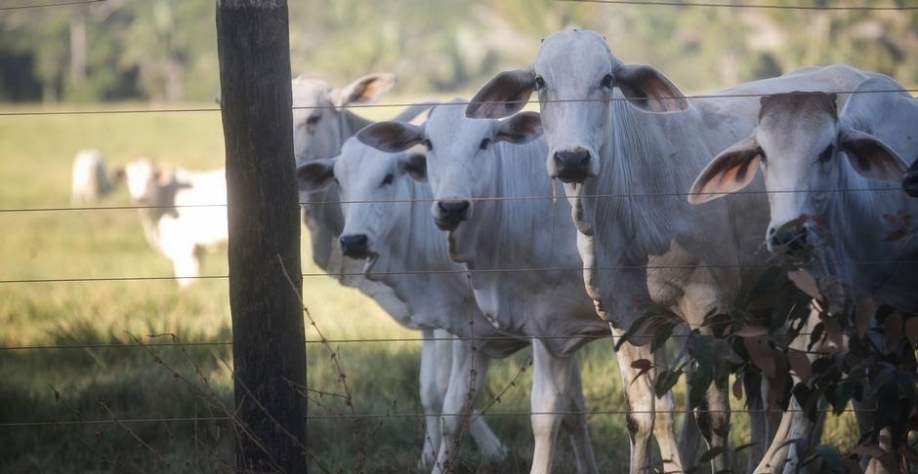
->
[615,64,688,113]
[466,69,536,119]
[357,122,423,153]
[399,153,427,182]
[688,136,762,204]
[839,128,909,182]
[496,111,543,144]
[297,158,336,193]
[332,73,396,108]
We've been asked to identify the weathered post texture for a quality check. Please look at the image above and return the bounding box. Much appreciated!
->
[216,1,307,472]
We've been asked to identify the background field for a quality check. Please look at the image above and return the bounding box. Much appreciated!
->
[0,101,865,474]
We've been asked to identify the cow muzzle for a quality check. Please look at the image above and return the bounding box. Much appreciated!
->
[434,200,471,231]
[903,168,918,198]
[767,225,808,254]
[552,149,592,183]
[339,233,370,259]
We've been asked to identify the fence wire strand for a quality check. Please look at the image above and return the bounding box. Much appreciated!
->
[557,0,918,11]
[1,87,916,117]
[0,0,104,12]
[0,405,880,430]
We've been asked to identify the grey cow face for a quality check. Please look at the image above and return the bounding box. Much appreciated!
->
[291,73,396,165]
[690,91,909,256]
[357,101,542,233]
[422,104,505,231]
[531,30,617,184]
[291,77,345,165]
[335,141,425,268]
[296,138,425,274]
[466,29,688,187]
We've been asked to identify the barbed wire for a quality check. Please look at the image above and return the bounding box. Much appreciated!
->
[0,331,830,352]
[0,405,878,430]
[2,255,916,284]
[1,87,916,117]
[0,0,104,12]
[558,0,918,11]
[0,184,911,215]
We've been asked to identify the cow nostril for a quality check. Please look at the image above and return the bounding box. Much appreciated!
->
[437,200,470,216]
[769,226,808,251]
[553,150,592,183]
[339,234,369,257]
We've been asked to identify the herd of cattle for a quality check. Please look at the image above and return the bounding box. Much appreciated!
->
[69,29,918,474]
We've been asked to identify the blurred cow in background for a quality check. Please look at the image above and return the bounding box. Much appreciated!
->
[123,157,227,287]
[71,149,121,205]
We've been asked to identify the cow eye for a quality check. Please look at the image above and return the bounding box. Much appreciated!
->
[534,76,546,91]
[757,147,767,164]
[600,74,614,89]
[817,144,834,164]
[380,173,394,186]
[423,139,433,151]
[305,114,321,134]
[479,138,492,150]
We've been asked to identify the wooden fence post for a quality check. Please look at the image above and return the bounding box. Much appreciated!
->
[216,1,307,472]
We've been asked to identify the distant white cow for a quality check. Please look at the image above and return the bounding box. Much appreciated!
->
[689,79,918,473]
[291,74,505,467]
[123,157,227,287]
[71,149,120,205]
[358,101,664,474]
[464,28,881,472]
[298,137,530,473]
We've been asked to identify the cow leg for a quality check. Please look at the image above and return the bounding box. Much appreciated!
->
[559,354,599,474]
[529,338,576,474]
[418,329,450,470]
[611,328,684,474]
[756,308,826,474]
[433,334,493,474]
[744,371,771,470]
[694,376,731,472]
[169,251,199,287]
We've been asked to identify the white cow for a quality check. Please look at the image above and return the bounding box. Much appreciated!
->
[71,149,120,205]
[298,137,530,473]
[358,101,670,474]
[123,157,227,287]
[689,78,918,473]
[463,28,880,472]
[291,74,504,467]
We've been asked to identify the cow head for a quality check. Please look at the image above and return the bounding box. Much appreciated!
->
[466,29,687,185]
[358,100,542,233]
[291,73,396,165]
[297,138,425,275]
[124,157,164,204]
[689,91,908,254]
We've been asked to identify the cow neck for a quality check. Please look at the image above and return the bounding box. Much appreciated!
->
[374,177,482,337]
[302,109,373,273]
[824,149,910,292]
[592,99,674,259]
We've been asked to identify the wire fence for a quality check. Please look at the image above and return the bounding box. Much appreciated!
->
[4,0,917,472]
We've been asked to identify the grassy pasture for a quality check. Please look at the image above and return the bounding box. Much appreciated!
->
[0,102,861,473]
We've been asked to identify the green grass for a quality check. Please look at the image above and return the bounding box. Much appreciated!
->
[0,101,863,473]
